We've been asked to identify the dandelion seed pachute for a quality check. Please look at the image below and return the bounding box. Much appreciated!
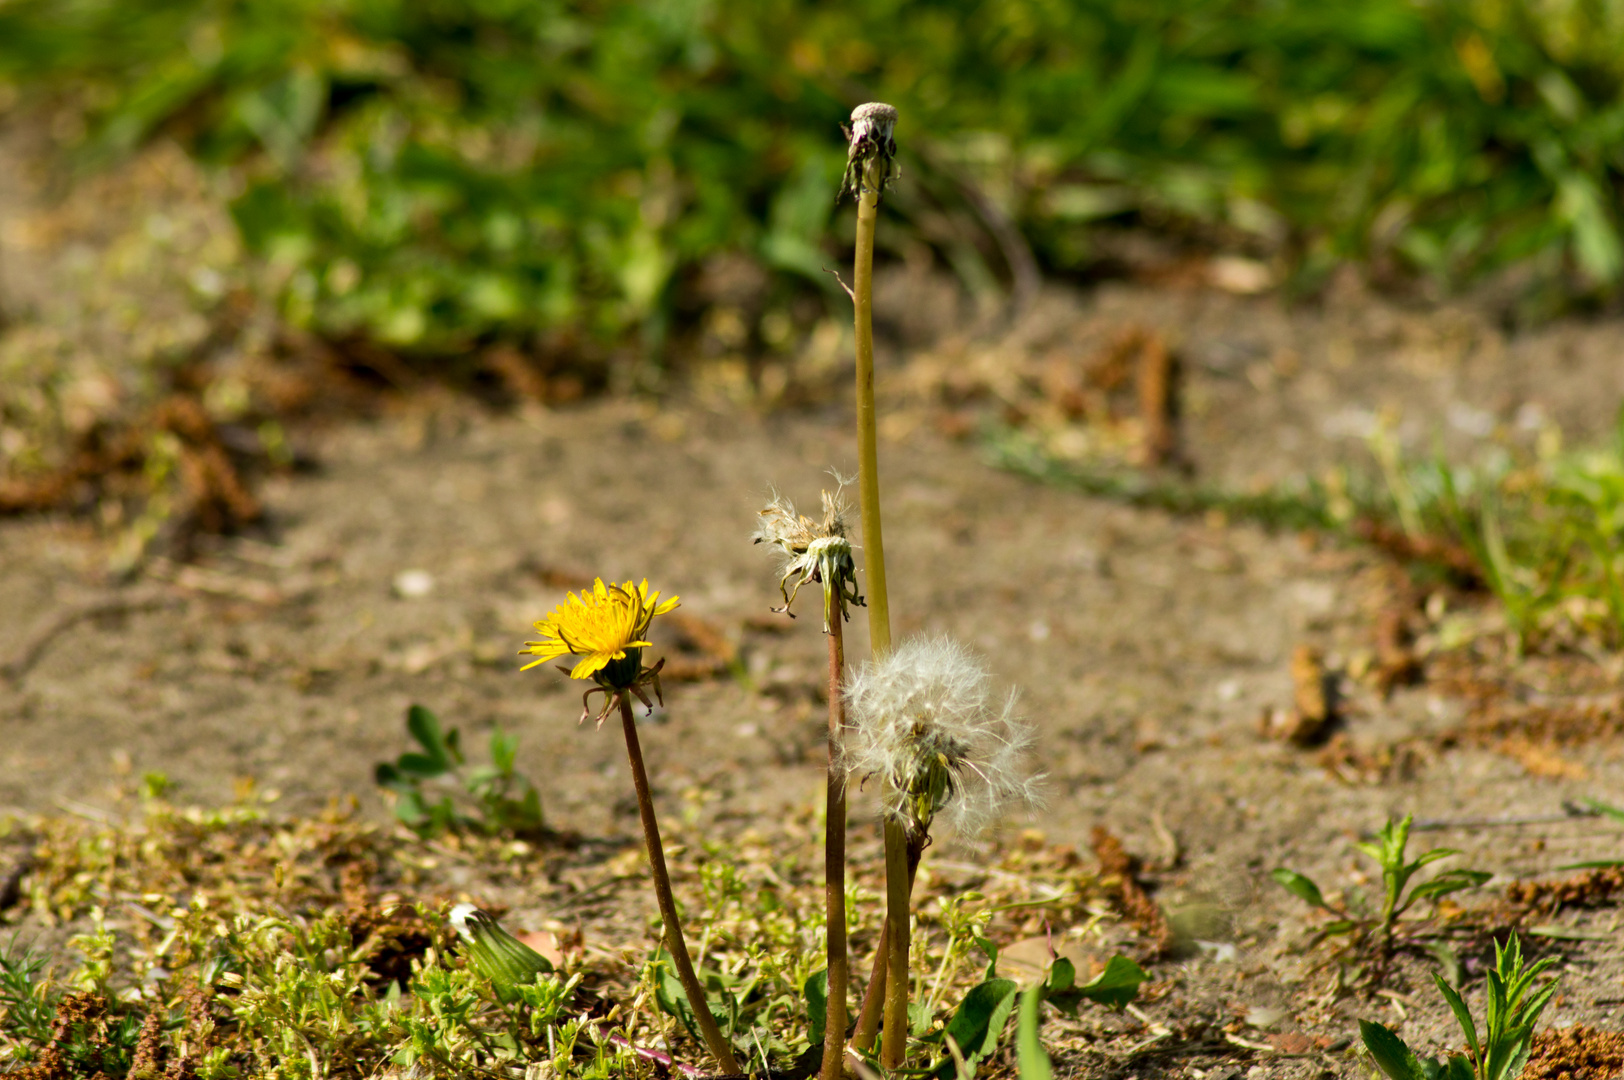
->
[841,635,1043,838]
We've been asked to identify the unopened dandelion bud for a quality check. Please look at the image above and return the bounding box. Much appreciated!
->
[450,904,553,999]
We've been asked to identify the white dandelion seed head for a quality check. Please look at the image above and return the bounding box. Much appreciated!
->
[841,635,1044,837]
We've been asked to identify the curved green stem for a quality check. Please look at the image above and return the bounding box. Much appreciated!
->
[854,178,891,658]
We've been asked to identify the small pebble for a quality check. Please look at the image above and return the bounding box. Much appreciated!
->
[393,569,435,598]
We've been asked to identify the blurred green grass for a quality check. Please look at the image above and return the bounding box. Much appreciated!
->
[4,0,1624,358]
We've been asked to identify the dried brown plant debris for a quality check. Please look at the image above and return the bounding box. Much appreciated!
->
[0,390,265,557]
[11,992,136,1080]
[1091,825,1174,955]
[1523,1025,1624,1080]
[1260,644,1339,746]
[1133,328,1178,468]
[1033,323,1182,467]
[1429,650,1624,752]
[1315,733,1431,784]
[1505,865,1624,917]
[656,612,738,682]
[1494,736,1590,780]
[1349,517,1484,587]
[1372,598,1423,695]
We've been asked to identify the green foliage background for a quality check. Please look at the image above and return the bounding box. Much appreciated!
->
[4,0,1624,355]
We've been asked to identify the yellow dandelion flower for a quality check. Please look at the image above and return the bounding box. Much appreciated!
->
[521,578,679,684]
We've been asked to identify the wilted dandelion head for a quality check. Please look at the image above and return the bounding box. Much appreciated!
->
[841,635,1042,837]
[840,102,900,203]
[753,477,863,632]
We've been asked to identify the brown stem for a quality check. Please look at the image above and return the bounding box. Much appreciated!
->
[880,818,912,1069]
[618,696,741,1075]
[849,831,922,1055]
[821,620,849,1080]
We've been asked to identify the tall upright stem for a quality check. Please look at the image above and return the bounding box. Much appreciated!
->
[821,620,849,1080]
[880,818,912,1069]
[618,698,741,1075]
[853,178,891,658]
[850,832,921,1053]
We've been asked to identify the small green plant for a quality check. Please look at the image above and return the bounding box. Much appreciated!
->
[1273,814,1491,967]
[1007,952,1147,1080]
[0,939,59,1064]
[374,704,544,839]
[1360,932,1558,1080]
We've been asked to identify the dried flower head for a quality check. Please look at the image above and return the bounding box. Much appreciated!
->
[841,636,1042,837]
[754,479,864,632]
[839,101,900,203]
[520,577,676,724]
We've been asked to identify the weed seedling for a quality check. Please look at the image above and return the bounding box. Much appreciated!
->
[1274,813,1491,973]
[0,940,58,1063]
[1360,932,1558,1080]
[374,703,544,839]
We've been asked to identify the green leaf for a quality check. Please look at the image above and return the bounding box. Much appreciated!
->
[652,953,699,1041]
[391,791,429,830]
[1433,973,1479,1059]
[934,978,1019,1078]
[1526,923,1611,941]
[973,934,999,979]
[1271,868,1330,909]
[1070,955,1146,1010]
[1439,1055,1476,1080]
[1584,797,1624,825]
[1425,941,1464,987]
[1413,848,1461,868]
[804,969,828,1048]
[392,752,449,780]
[489,726,518,774]
[406,705,462,769]
[1360,1019,1431,1080]
[1015,984,1052,1080]
[1407,870,1493,903]
[1046,957,1075,995]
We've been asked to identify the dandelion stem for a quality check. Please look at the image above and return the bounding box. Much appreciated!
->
[880,817,912,1069]
[617,696,740,1075]
[854,169,891,658]
[822,619,849,1080]
[851,829,922,1055]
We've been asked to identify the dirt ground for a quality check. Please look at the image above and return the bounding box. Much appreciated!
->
[5,138,1624,1078]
